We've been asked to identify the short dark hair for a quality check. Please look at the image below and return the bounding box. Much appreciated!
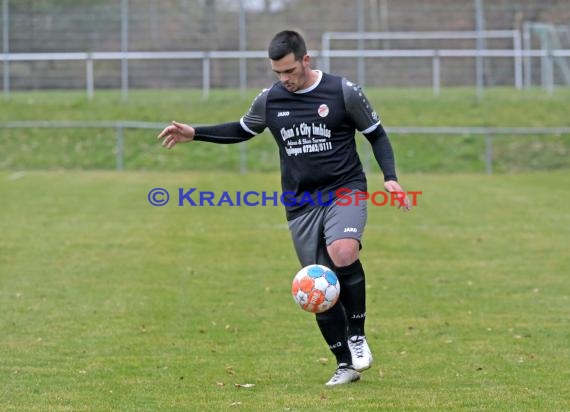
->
[268,30,307,61]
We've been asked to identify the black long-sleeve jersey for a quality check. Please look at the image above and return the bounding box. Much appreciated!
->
[194,71,397,220]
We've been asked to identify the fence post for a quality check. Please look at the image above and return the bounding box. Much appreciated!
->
[513,30,523,90]
[546,50,554,96]
[321,33,331,73]
[523,22,532,88]
[202,53,210,100]
[86,53,94,100]
[2,0,10,101]
[356,0,365,86]
[432,50,440,96]
[238,0,247,98]
[485,133,493,175]
[121,0,129,103]
[116,125,124,171]
[475,0,486,101]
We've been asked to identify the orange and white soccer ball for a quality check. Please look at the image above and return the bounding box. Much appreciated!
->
[291,264,340,313]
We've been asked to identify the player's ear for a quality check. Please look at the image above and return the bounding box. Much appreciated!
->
[302,54,311,68]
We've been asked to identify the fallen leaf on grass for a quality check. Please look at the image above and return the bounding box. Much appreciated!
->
[234,383,255,388]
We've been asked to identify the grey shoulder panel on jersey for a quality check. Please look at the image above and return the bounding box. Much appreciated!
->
[240,88,270,135]
[341,78,381,134]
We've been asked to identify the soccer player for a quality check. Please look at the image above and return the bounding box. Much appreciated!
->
[158,30,411,386]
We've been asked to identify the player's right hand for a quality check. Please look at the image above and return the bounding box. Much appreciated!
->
[157,121,195,149]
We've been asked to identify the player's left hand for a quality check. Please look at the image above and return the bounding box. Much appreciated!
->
[384,180,412,211]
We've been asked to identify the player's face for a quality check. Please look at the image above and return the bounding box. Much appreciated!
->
[271,53,311,92]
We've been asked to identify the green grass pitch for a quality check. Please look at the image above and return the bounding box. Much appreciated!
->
[1,170,569,411]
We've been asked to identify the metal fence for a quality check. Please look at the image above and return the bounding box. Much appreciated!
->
[1,0,570,98]
[2,43,570,101]
[1,121,569,174]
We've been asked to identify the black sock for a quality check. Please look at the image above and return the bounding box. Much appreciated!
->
[335,260,366,337]
[315,303,352,365]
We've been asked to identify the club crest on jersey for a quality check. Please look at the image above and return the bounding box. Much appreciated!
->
[318,104,329,118]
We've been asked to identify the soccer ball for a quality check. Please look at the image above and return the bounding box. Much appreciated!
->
[291,264,340,313]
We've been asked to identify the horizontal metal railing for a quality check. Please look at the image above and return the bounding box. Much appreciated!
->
[1,121,569,174]
[2,48,569,100]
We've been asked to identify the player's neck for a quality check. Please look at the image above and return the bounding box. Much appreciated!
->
[307,69,319,88]
[300,69,320,90]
